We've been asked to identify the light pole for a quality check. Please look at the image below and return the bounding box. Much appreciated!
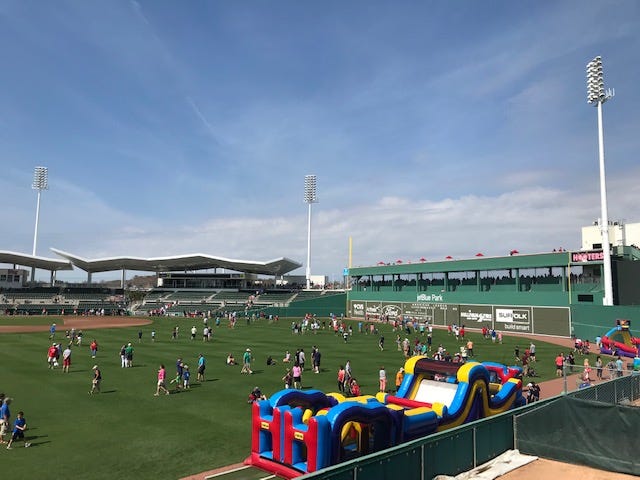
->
[31,166,49,283]
[304,175,317,290]
[587,56,615,306]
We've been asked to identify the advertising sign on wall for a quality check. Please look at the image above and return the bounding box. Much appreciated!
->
[381,303,402,319]
[365,302,382,319]
[403,303,433,320]
[459,305,492,325]
[351,302,365,318]
[495,306,532,333]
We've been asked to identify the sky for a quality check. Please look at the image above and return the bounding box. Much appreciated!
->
[0,1,639,283]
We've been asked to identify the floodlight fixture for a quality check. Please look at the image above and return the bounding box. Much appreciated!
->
[586,56,614,306]
[304,175,317,290]
[32,166,49,256]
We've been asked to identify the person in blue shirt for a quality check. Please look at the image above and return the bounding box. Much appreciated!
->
[182,365,191,389]
[49,323,56,340]
[6,411,30,449]
[197,354,206,382]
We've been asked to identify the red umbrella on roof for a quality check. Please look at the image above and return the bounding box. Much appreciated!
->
[445,255,453,260]
[396,259,403,264]
[377,261,385,265]
[419,257,427,262]
[510,249,519,255]
[475,253,484,257]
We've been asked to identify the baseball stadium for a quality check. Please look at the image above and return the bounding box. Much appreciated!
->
[1,220,639,479]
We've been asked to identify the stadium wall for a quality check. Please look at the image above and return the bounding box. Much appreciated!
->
[260,293,347,318]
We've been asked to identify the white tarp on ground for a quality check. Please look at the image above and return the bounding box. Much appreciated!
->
[433,449,538,480]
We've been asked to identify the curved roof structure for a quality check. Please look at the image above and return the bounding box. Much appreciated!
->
[50,248,302,276]
[0,250,73,271]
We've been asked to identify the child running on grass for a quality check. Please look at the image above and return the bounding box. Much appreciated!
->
[6,411,30,449]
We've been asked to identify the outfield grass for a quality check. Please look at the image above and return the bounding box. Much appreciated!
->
[0,315,569,479]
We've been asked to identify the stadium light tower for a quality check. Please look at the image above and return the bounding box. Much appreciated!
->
[587,56,614,306]
[304,175,318,290]
[32,166,49,256]
[31,166,49,283]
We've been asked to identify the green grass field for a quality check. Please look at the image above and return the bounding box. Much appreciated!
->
[0,315,568,479]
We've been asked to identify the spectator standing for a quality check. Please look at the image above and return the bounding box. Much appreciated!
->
[197,354,206,381]
[292,362,302,389]
[182,365,190,389]
[241,349,253,374]
[379,366,387,392]
[90,340,98,359]
[62,345,72,373]
[616,356,624,377]
[298,349,306,371]
[125,343,134,368]
[466,339,474,358]
[90,365,102,394]
[595,355,603,380]
[337,366,346,393]
[119,345,127,368]
[47,344,57,369]
[555,353,564,377]
[0,397,11,444]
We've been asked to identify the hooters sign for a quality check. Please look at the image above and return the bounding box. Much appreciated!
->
[571,250,604,263]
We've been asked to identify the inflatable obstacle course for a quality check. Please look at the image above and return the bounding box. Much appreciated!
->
[246,357,525,478]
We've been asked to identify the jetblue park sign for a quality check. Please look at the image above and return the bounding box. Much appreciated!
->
[417,293,444,302]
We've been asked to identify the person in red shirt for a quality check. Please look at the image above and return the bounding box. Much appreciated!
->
[47,344,58,369]
[90,340,98,359]
[555,353,565,377]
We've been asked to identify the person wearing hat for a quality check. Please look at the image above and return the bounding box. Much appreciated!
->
[89,365,101,394]
[395,367,405,392]
[124,343,134,368]
[241,348,253,374]
[46,343,56,369]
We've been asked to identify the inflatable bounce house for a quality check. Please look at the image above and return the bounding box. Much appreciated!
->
[245,357,525,478]
[600,319,640,358]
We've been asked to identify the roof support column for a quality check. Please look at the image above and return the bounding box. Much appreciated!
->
[476,270,481,291]
[121,268,126,289]
[50,270,54,286]
[31,266,36,285]
[87,272,92,286]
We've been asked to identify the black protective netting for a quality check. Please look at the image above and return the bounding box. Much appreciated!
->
[516,396,640,475]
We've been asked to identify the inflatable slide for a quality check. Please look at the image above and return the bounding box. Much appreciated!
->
[246,357,525,478]
[600,319,640,358]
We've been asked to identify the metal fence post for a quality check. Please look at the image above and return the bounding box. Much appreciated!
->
[473,426,477,467]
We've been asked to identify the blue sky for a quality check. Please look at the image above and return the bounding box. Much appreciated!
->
[1,1,639,282]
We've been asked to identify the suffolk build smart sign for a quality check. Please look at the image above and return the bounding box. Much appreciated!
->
[495,307,531,332]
